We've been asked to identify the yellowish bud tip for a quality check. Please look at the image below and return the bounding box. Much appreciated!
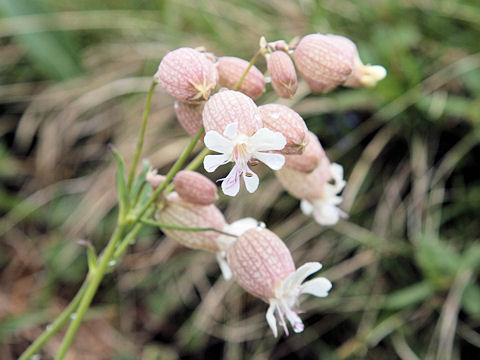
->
[361,65,387,87]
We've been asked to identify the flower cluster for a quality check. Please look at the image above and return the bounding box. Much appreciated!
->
[151,33,386,336]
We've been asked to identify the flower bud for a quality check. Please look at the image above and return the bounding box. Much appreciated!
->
[174,101,204,136]
[217,56,266,100]
[293,34,355,93]
[173,170,218,205]
[146,169,165,189]
[227,228,295,302]
[154,47,218,103]
[284,131,325,172]
[227,227,332,337]
[258,104,307,155]
[156,192,226,252]
[202,89,262,135]
[266,51,298,98]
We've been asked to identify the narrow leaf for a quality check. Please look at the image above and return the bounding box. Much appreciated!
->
[110,145,129,221]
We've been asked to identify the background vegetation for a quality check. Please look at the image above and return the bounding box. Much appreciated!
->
[1,0,479,359]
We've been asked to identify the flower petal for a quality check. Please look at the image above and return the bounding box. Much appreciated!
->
[223,122,238,139]
[312,202,340,225]
[249,128,287,151]
[330,163,346,192]
[242,168,259,193]
[204,130,233,153]
[300,200,314,215]
[203,154,230,173]
[282,262,322,295]
[266,303,278,338]
[254,152,285,170]
[300,277,332,297]
[225,218,259,236]
[221,165,241,196]
[216,252,232,280]
[283,306,304,333]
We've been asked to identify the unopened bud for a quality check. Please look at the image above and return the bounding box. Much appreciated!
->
[174,101,204,136]
[284,131,325,172]
[203,89,262,135]
[173,170,218,205]
[227,227,295,302]
[217,57,266,100]
[293,34,355,93]
[154,47,218,103]
[156,192,227,252]
[146,169,166,189]
[259,104,307,155]
[267,51,298,98]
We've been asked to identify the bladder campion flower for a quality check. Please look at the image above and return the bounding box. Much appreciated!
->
[227,227,332,337]
[202,90,286,196]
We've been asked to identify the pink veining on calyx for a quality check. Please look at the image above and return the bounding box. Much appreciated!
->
[155,47,218,103]
[293,34,355,93]
[267,51,298,99]
[259,104,307,155]
[173,170,218,206]
[217,56,266,100]
[227,228,295,301]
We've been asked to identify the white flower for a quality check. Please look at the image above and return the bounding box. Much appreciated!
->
[300,163,347,225]
[203,122,286,196]
[266,262,332,337]
[215,217,261,280]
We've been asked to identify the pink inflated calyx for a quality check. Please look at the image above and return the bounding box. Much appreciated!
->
[217,57,266,100]
[174,101,204,136]
[155,192,226,252]
[266,51,298,99]
[227,228,333,337]
[284,131,325,173]
[293,34,355,93]
[155,47,218,104]
[227,228,295,302]
[173,170,218,206]
[259,104,308,155]
[203,90,262,135]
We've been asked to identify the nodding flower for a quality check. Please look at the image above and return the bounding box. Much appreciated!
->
[227,227,332,337]
[202,90,286,197]
[276,156,347,226]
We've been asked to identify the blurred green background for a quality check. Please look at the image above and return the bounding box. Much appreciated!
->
[1,0,479,359]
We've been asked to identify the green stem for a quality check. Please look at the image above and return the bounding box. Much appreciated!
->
[55,226,125,360]
[164,147,211,194]
[131,127,205,224]
[141,218,237,237]
[112,207,155,261]
[127,82,157,192]
[18,281,89,360]
[232,49,262,91]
